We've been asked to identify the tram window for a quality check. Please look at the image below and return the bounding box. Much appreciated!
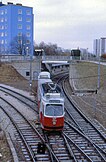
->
[45,104,63,116]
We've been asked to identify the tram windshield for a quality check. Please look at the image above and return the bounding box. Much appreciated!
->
[45,104,63,116]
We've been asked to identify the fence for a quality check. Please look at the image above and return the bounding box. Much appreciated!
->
[0,54,104,63]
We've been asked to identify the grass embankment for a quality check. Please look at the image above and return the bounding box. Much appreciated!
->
[69,61,106,127]
[70,61,106,91]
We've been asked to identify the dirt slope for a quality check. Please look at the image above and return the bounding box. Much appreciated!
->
[0,63,25,82]
[0,63,30,91]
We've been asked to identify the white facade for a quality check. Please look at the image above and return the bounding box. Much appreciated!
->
[80,48,88,59]
[93,38,106,57]
[93,39,100,57]
[100,38,106,55]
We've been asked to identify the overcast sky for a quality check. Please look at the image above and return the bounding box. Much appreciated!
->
[3,0,106,52]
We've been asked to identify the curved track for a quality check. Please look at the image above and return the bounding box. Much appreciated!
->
[0,96,51,161]
[0,74,106,162]
[0,85,75,161]
[62,75,106,161]
[0,85,37,109]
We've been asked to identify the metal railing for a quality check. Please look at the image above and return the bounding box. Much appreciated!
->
[42,55,71,61]
[0,54,105,63]
[0,55,36,62]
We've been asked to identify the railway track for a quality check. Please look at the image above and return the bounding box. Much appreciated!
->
[0,76,106,161]
[62,75,106,161]
[0,86,75,161]
[43,131,74,162]
[0,96,52,161]
[52,73,106,161]
[64,121,105,161]
[0,85,37,108]
[0,89,78,162]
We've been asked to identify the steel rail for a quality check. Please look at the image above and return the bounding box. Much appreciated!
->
[63,75,106,139]
[0,85,37,105]
[62,76,106,152]
[0,98,35,161]
[0,85,38,112]
[43,132,74,162]
[0,96,61,161]
[64,120,106,161]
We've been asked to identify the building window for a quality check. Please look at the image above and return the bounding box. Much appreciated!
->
[1,32,4,37]
[18,9,22,14]
[26,10,31,15]
[26,40,30,44]
[18,39,22,44]
[18,32,22,36]
[5,9,7,14]
[1,18,4,22]
[1,10,4,15]
[5,40,7,44]
[5,25,7,29]
[26,25,30,30]
[5,18,7,22]
[0,25,4,29]
[5,32,7,36]
[26,18,31,22]
[26,32,30,37]
[18,24,22,29]
[1,40,4,44]
[18,16,22,21]
[26,71,29,76]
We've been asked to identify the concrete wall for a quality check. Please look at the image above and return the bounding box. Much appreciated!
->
[12,60,40,80]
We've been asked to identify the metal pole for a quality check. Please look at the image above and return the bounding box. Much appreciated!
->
[29,53,32,94]
[87,48,88,60]
[26,47,32,94]
[97,55,100,90]
[39,54,41,73]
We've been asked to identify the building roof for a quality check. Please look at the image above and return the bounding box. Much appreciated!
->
[0,2,32,8]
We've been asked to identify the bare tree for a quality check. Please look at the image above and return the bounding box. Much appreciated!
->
[10,34,30,55]
[34,41,64,56]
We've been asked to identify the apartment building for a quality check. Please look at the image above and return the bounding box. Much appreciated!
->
[93,37,106,57]
[0,2,33,55]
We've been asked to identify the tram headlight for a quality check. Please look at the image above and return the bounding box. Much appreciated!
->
[52,118,57,125]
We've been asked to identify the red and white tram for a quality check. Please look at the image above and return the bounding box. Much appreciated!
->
[37,71,64,131]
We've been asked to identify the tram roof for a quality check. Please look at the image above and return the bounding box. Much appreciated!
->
[42,82,61,94]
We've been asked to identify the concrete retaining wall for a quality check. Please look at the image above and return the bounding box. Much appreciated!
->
[11,60,40,80]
